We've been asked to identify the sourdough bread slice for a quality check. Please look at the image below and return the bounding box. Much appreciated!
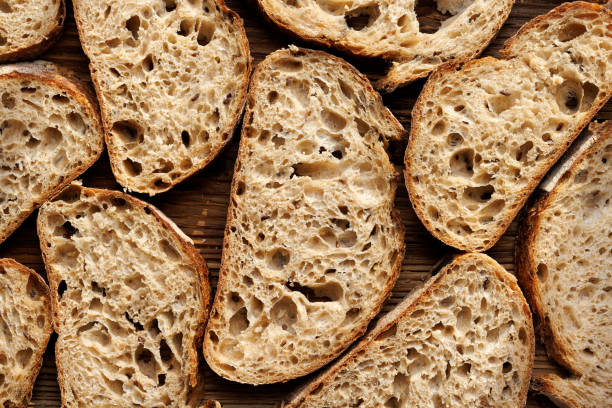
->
[37,184,210,407]
[516,121,612,408]
[203,47,406,384]
[406,1,612,252]
[0,0,65,62]
[73,0,251,195]
[283,253,534,408]
[0,62,104,245]
[257,0,513,92]
[0,258,52,408]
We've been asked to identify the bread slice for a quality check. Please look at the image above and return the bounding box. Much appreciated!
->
[0,258,53,408]
[406,1,612,252]
[0,62,104,245]
[256,0,513,92]
[0,0,65,62]
[203,46,406,384]
[37,184,210,407]
[516,121,612,408]
[72,0,251,195]
[283,253,534,408]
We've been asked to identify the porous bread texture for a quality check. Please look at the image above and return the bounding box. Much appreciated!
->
[516,121,612,408]
[73,0,251,195]
[256,0,513,92]
[406,1,612,252]
[0,0,65,62]
[37,185,210,407]
[0,259,52,408]
[204,47,406,385]
[0,62,104,245]
[284,253,534,408]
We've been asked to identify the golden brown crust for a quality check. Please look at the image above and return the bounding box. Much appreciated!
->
[0,62,104,244]
[531,375,580,408]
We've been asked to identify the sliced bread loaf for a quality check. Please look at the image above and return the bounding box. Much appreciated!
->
[0,258,52,408]
[283,253,534,408]
[406,1,612,252]
[72,0,251,195]
[0,62,104,245]
[37,184,210,407]
[203,47,406,384]
[516,121,612,408]
[0,0,65,62]
[256,0,513,92]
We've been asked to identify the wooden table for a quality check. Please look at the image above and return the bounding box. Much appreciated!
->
[2,0,609,406]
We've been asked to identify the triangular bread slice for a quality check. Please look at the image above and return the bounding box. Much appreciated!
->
[73,0,252,195]
[283,253,534,408]
[0,62,104,244]
[0,258,53,407]
[406,1,612,252]
[203,47,405,384]
[256,0,513,92]
[516,121,612,408]
[37,184,210,407]
[0,0,65,62]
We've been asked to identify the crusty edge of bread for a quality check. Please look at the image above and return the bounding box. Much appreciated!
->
[0,258,53,408]
[281,253,535,408]
[203,46,406,384]
[0,0,65,63]
[515,121,612,379]
[0,62,104,245]
[531,375,581,408]
[36,185,211,406]
[72,0,253,196]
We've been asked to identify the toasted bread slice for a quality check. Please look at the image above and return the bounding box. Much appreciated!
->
[283,253,534,408]
[0,258,52,408]
[73,0,252,195]
[516,121,612,408]
[0,62,104,245]
[203,47,405,384]
[0,0,65,62]
[37,184,210,407]
[256,0,513,92]
[406,1,612,252]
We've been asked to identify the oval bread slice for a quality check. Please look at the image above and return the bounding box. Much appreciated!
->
[284,253,534,408]
[203,47,406,384]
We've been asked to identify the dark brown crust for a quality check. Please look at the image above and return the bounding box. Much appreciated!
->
[283,253,535,408]
[0,258,53,408]
[531,375,580,408]
[36,185,211,405]
[0,61,105,245]
[515,121,612,403]
[405,2,612,252]
[0,0,65,63]
[203,46,406,384]
[72,0,252,196]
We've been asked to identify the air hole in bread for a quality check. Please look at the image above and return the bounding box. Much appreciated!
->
[159,239,180,261]
[67,112,86,133]
[271,296,298,332]
[273,58,303,72]
[292,162,339,179]
[229,307,249,335]
[197,20,215,46]
[57,242,78,267]
[376,323,398,341]
[125,312,144,331]
[515,141,533,162]
[536,263,548,282]
[286,280,343,302]
[338,79,354,99]
[236,181,245,195]
[0,0,12,13]
[154,179,171,189]
[321,108,347,131]
[456,306,471,330]
[558,22,587,42]
[59,221,78,239]
[488,93,514,114]
[26,275,41,299]
[123,158,143,176]
[344,5,380,31]
[143,55,154,72]
[457,362,471,376]
[16,348,33,368]
[355,118,370,137]
[479,199,505,218]
[556,79,583,114]
[43,127,62,150]
[135,345,159,380]
[581,82,599,111]
[267,91,279,103]
[159,338,174,363]
[447,133,463,147]
[126,16,141,39]
[431,120,446,135]
[450,148,474,177]
[164,0,177,12]
[52,94,70,104]
[502,361,512,373]
[180,130,191,148]
[267,248,290,270]
[112,120,143,145]
[1,92,15,109]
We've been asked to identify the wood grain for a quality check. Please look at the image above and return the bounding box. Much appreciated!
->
[0,0,608,406]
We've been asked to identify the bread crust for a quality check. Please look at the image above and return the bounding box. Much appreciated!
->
[72,0,252,195]
[0,0,65,63]
[0,62,104,244]
[0,258,53,408]
[37,185,210,405]
[283,253,534,407]
[405,2,612,252]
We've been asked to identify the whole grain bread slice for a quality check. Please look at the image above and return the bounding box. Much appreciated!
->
[256,0,513,92]
[203,46,406,384]
[282,253,534,408]
[72,0,251,195]
[0,61,104,245]
[406,1,612,252]
[0,258,53,408]
[37,184,210,407]
[0,0,65,62]
[516,121,612,408]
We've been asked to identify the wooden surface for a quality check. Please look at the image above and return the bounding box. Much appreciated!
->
[1,0,609,406]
